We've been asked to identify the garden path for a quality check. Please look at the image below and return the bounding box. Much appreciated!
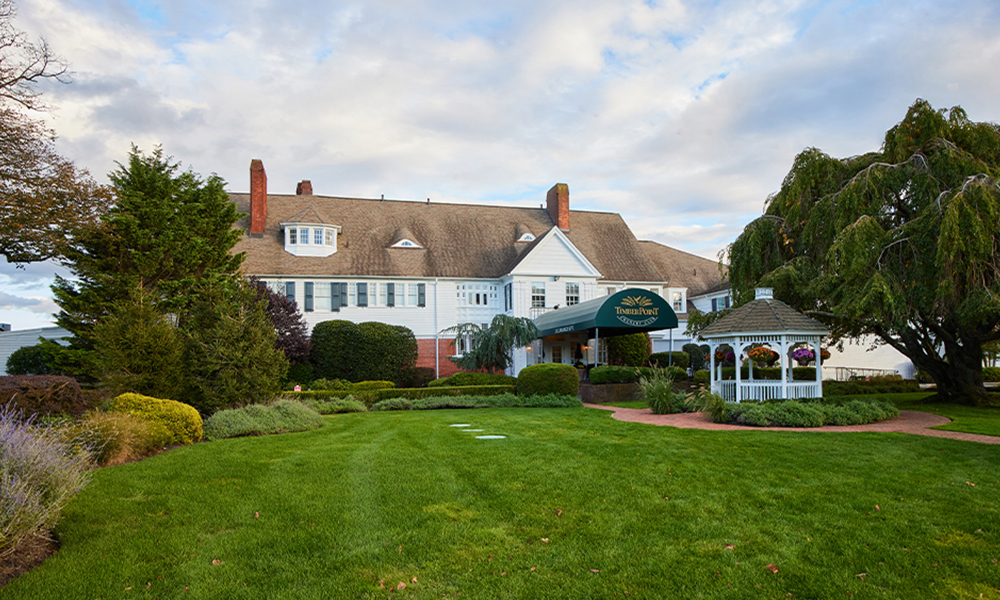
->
[586,405,1000,445]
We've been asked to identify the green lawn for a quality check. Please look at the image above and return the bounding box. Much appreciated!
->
[890,393,1000,437]
[5,408,1000,599]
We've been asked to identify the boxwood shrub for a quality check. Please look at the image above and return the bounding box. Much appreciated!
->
[107,393,203,444]
[441,372,517,387]
[822,378,920,395]
[983,366,1000,382]
[719,398,898,427]
[693,370,710,387]
[517,363,579,397]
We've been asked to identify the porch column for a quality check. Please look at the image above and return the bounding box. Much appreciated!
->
[735,339,744,403]
[780,335,789,400]
[709,340,718,396]
[813,337,823,397]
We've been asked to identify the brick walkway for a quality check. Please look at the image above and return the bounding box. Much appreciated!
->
[586,404,1000,445]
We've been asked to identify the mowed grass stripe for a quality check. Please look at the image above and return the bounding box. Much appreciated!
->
[4,408,999,599]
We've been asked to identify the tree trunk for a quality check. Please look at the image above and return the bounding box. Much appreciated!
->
[912,345,990,407]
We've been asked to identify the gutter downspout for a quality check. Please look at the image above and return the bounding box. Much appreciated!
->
[434,278,439,379]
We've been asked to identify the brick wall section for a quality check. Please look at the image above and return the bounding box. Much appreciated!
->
[416,338,465,378]
[249,159,268,237]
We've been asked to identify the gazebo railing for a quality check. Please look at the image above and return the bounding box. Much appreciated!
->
[714,380,823,402]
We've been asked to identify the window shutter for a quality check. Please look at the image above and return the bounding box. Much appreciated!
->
[340,283,348,307]
[417,283,426,307]
[285,282,295,304]
[331,283,340,311]
[357,282,368,307]
[387,282,395,307]
[304,282,314,312]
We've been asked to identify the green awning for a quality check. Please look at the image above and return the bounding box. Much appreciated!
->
[533,288,678,338]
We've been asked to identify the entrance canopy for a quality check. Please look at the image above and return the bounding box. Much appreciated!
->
[534,288,678,338]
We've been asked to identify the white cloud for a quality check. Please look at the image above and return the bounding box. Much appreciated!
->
[2,0,998,303]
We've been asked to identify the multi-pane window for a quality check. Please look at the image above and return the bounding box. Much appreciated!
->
[315,282,330,311]
[551,346,563,364]
[417,283,426,307]
[672,291,683,312]
[325,229,334,246]
[299,228,310,244]
[288,229,297,244]
[531,283,545,308]
[407,284,417,307]
[379,283,387,306]
[313,229,323,245]
[348,283,356,306]
[565,283,579,306]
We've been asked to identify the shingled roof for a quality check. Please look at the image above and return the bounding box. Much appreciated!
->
[231,193,665,281]
[638,240,728,296]
[699,294,829,337]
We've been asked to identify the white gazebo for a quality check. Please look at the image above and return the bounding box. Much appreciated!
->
[699,288,829,402]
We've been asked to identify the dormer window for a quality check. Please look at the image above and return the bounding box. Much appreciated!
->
[518,233,536,242]
[280,222,340,257]
[391,239,422,249]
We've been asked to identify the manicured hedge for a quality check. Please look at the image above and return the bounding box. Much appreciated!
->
[282,385,517,407]
[983,366,1000,382]
[0,375,90,418]
[432,372,518,387]
[822,378,920,395]
[647,352,689,370]
[107,393,203,444]
[589,366,686,384]
[605,332,651,367]
[372,393,583,410]
[517,363,579,397]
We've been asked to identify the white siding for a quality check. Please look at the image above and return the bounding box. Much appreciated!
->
[0,327,70,375]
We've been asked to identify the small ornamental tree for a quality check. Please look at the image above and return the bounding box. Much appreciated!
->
[726,99,1000,405]
[605,332,651,367]
[249,277,310,365]
[444,315,539,374]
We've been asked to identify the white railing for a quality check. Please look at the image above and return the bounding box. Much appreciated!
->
[530,307,552,318]
[713,380,823,402]
[832,367,899,381]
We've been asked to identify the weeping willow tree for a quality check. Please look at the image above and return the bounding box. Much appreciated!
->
[726,99,1000,406]
[443,314,539,374]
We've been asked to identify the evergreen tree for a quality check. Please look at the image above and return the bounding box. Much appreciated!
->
[52,146,243,374]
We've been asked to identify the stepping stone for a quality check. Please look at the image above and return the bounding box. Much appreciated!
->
[475,435,507,440]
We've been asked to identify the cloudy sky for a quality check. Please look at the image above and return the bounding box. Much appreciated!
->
[2,0,999,330]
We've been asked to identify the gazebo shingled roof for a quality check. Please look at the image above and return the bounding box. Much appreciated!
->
[700,295,828,338]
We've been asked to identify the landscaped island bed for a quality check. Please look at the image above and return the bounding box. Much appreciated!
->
[4,408,998,599]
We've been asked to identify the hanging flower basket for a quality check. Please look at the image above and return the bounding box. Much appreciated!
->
[791,348,814,366]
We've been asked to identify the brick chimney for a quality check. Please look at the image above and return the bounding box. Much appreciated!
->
[296,180,312,195]
[249,159,267,237]
[546,183,569,231]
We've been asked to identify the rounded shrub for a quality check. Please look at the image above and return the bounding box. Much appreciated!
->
[517,363,579,397]
[693,370,710,387]
[107,393,203,444]
[353,380,396,391]
[60,412,172,466]
[5,344,58,375]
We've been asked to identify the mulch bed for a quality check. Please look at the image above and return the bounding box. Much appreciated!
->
[0,534,59,588]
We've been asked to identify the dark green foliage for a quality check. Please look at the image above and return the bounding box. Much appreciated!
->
[284,363,314,388]
[369,398,413,411]
[202,400,324,440]
[309,378,351,391]
[605,332,650,367]
[5,343,58,375]
[52,147,243,376]
[352,380,395,391]
[444,314,539,373]
[91,286,185,400]
[182,281,288,414]
[433,372,517,387]
[682,343,709,371]
[823,378,920,395]
[647,351,689,369]
[726,100,1000,406]
[589,365,686,384]
[0,375,88,417]
[693,370,710,387]
[516,363,579,397]
[426,377,449,387]
[399,367,436,388]
[310,321,417,384]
